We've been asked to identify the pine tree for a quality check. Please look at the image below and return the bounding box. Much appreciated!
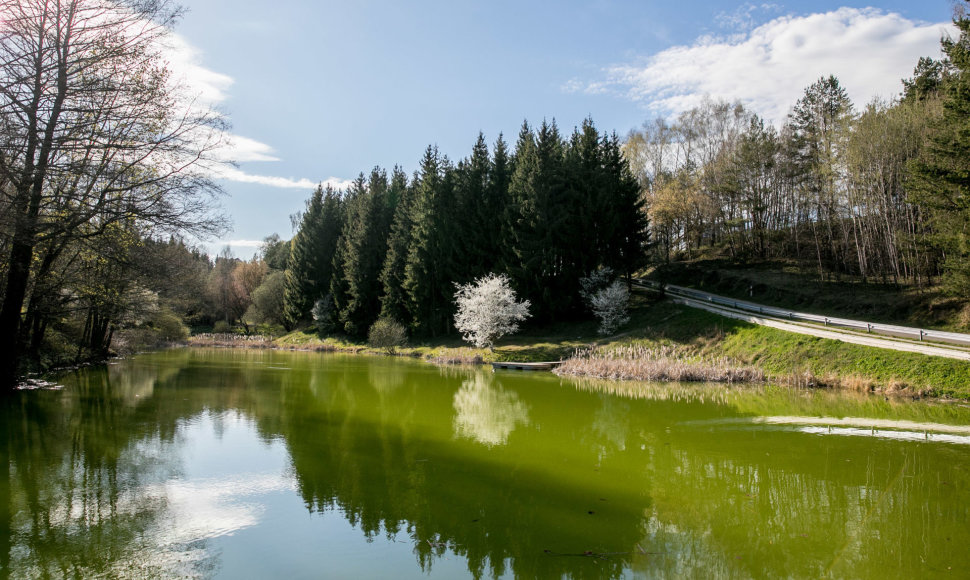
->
[282,186,343,328]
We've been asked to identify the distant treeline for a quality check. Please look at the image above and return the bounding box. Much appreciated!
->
[283,119,648,337]
[624,30,970,292]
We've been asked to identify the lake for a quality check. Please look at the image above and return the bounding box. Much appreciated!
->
[1,348,969,579]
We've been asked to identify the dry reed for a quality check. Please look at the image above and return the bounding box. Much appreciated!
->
[554,344,765,384]
[427,348,485,366]
[189,333,275,349]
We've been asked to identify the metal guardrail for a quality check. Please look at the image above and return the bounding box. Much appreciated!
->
[634,280,970,347]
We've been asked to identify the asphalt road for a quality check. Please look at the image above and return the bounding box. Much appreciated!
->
[637,281,970,361]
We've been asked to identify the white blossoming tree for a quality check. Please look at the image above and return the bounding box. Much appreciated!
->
[454,273,531,349]
[589,280,631,336]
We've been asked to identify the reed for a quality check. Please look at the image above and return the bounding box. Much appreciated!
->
[426,348,485,366]
[188,333,275,349]
[554,344,765,384]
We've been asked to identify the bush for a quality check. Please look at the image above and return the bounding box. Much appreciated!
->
[367,318,407,354]
[590,280,631,336]
[312,294,337,335]
[213,320,231,334]
[152,309,190,342]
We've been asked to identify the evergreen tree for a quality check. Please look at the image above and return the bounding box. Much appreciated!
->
[335,168,393,336]
[909,9,970,294]
[602,132,650,282]
[489,134,514,272]
[454,133,492,281]
[380,169,414,324]
[282,186,343,329]
[404,146,457,336]
[329,176,365,331]
[563,119,606,281]
[507,120,569,321]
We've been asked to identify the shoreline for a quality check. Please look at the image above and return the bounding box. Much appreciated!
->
[182,332,954,401]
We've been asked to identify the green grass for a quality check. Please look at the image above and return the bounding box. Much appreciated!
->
[250,285,970,400]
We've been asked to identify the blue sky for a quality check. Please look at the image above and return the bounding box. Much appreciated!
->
[168,1,955,257]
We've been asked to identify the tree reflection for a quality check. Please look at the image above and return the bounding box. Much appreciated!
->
[452,371,529,446]
[2,350,970,579]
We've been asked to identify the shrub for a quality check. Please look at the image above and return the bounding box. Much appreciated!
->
[152,309,190,342]
[590,280,631,335]
[368,318,407,354]
[213,320,231,334]
[312,294,337,334]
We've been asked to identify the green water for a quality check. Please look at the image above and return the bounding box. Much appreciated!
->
[1,349,969,579]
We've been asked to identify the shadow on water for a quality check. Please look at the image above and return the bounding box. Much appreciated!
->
[0,348,969,578]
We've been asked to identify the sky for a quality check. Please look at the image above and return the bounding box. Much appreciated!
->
[166,1,957,258]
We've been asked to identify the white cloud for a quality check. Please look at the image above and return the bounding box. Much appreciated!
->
[210,166,353,191]
[594,8,953,124]
[161,32,235,108]
[159,32,344,190]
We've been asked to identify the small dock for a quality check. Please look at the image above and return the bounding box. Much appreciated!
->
[491,361,562,371]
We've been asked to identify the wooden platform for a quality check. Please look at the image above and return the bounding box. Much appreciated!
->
[491,361,562,371]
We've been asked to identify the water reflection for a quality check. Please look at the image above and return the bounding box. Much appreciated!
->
[453,371,530,446]
[1,349,969,579]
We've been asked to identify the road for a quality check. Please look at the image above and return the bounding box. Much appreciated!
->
[636,281,970,361]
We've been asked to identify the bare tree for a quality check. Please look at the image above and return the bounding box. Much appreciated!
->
[0,0,227,388]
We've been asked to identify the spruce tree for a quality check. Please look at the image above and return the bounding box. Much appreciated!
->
[403,146,457,336]
[489,134,514,273]
[909,9,970,294]
[563,118,606,285]
[329,175,365,331]
[454,133,492,281]
[336,168,392,336]
[380,169,414,325]
[602,132,650,282]
[282,186,343,329]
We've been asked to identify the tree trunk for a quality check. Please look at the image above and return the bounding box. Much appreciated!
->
[0,240,34,391]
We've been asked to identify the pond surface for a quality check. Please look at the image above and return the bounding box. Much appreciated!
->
[1,348,969,579]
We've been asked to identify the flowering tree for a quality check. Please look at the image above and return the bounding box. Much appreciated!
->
[454,273,531,349]
[590,280,631,336]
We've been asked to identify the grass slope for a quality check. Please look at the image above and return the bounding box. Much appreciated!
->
[261,287,970,399]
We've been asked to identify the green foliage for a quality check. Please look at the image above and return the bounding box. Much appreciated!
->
[908,12,970,296]
[260,234,290,271]
[404,146,458,336]
[283,186,343,328]
[367,318,408,354]
[213,320,231,334]
[334,169,395,337]
[379,168,415,324]
[246,270,286,326]
[150,310,190,343]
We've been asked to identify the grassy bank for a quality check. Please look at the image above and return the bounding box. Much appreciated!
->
[191,287,970,400]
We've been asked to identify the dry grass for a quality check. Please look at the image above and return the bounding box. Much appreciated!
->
[189,333,276,349]
[426,348,485,366]
[554,344,765,384]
